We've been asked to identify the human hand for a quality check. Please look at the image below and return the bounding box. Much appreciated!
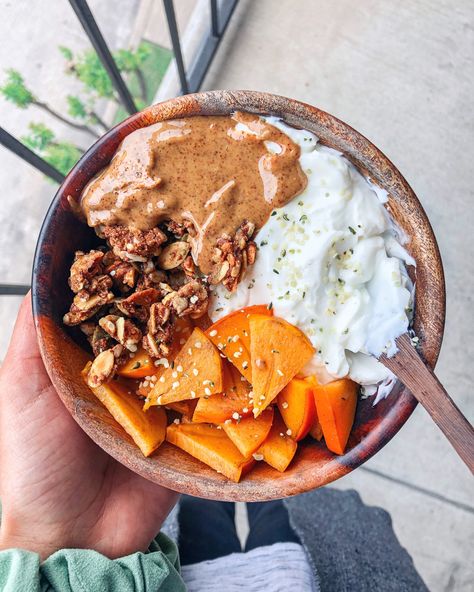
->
[0,294,178,560]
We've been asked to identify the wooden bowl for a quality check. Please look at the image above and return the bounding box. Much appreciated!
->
[32,91,445,501]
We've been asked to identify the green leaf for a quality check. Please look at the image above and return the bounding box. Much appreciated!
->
[135,42,152,65]
[0,69,35,108]
[114,43,152,71]
[74,50,114,98]
[21,135,38,151]
[58,46,74,60]
[21,122,55,151]
[43,142,81,176]
[67,95,88,120]
[134,97,146,111]
[114,49,137,72]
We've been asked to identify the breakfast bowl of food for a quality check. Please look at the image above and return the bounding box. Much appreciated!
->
[32,90,445,500]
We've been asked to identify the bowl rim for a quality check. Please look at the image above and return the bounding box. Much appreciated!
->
[32,90,446,500]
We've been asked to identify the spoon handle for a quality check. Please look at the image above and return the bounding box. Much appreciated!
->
[381,333,474,474]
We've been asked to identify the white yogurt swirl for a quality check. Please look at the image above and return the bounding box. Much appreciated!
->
[210,117,414,401]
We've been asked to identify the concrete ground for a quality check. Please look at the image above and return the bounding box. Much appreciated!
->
[0,1,473,590]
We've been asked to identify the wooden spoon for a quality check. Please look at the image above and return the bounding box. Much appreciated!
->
[380,333,474,474]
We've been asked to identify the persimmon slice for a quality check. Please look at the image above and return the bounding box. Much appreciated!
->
[166,399,198,418]
[222,407,274,458]
[120,317,194,382]
[166,422,255,482]
[277,378,316,441]
[206,304,272,382]
[83,363,166,457]
[145,327,223,408]
[118,347,154,379]
[257,411,297,472]
[192,363,253,423]
[308,376,358,455]
[249,315,314,416]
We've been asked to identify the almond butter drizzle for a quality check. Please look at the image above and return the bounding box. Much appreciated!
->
[80,112,307,274]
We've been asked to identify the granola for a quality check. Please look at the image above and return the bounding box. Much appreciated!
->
[157,241,190,270]
[98,315,142,351]
[209,220,257,291]
[103,225,167,262]
[142,302,173,358]
[65,218,258,386]
[68,250,105,293]
[81,324,114,357]
[87,344,126,388]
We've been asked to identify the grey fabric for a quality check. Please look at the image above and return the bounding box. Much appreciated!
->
[181,542,317,592]
[160,503,180,542]
[285,488,428,592]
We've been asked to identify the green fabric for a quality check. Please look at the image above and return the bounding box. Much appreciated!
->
[0,533,186,592]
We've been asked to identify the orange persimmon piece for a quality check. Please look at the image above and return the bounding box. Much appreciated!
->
[145,327,223,408]
[118,347,154,379]
[249,315,315,416]
[123,317,194,383]
[166,422,255,482]
[222,407,274,458]
[277,378,316,441]
[192,363,253,423]
[309,376,358,455]
[82,363,166,457]
[257,411,297,472]
[206,304,273,382]
[166,399,198,418]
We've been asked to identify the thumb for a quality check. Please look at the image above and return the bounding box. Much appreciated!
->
[2,292,43,371]
[0,292,55,411]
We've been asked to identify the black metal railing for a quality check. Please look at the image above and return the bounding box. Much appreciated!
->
[0,0,238,296]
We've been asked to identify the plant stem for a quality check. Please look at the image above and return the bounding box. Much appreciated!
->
[67,63,122,108]
[50,140,87,153]
[134,67,148,103]
[33,100,100,138]
[89,111,109,133]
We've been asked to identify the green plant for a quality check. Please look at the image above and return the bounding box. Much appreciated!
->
[66,95,108,132]
[22,122,84,177]
[62,42,152,104]
[2,40,172,181]
[0,69,100,137]
[114,44,151,102]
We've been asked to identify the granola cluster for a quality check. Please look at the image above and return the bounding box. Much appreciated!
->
[208,221,257,291]
[64,219,257,387]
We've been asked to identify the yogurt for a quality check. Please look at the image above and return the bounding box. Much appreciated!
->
[209,117,414,401]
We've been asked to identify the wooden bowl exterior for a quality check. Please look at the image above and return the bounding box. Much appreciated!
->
[32,91,445,501]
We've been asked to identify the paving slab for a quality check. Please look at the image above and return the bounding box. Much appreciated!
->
[333,470,474,592]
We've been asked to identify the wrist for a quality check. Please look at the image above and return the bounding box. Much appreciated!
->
[0,519,63,561]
